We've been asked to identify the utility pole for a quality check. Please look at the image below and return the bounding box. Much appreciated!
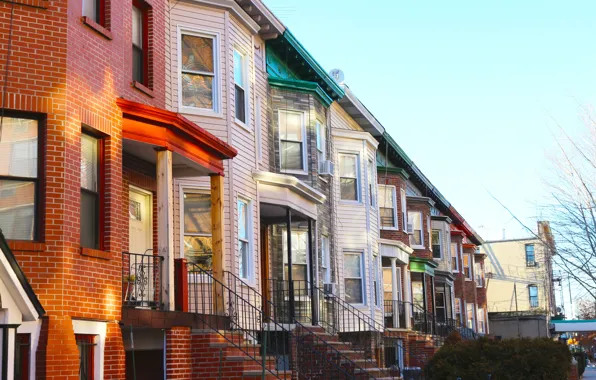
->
[514,283,521,338]
[567,276,574,319]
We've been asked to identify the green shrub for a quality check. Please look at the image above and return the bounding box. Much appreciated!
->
[425,337,572,380]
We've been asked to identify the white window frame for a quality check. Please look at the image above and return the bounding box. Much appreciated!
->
[451,242,459,272]
[466,302,476,331]
[463,253,473,281]
[367,159,375,207]
[177,27,221,117]
[282,229,310,283]
[72,319,107,380]
[233,47,249,128]
[321,235,331,284]
[379,185,398,230]
[237,197,253,282]
[400,188,407,232]
[431,229,442,259]
[475,261,483,287]
[477,307,486,334]
[455,298,463,325]
[338,153,361,203]
[373,253,381,308]
[407,211,424,249]
[344,251,366,306]
[278,109,307,175]
[316,120,326,162]
[179,186,212,268]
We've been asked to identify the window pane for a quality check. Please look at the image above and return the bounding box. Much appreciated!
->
[184,236,212,268]
[133,46,143,83]
[81,190,99,249]
[184,193,211,234]
[340,178,357,201]
[379,186,394,208]
[239,240,249,278]
[280,141,303,170]
[0,117,38,178]
[345,279,363,304]
[238,200,247,240]
[233,50,244,87]
[181,73,213,108]
[282,231,308,265]
[235,85,246,122]
[0,180,35,240]
[81,134,98,191]
[82,0,98,22]
[380,208,395,227]
[279,112,302,141]
[182,35,214,73]
[339,155,356,178]
[344,254,361,277]
[132,7,142,48]
[410,230,422,246]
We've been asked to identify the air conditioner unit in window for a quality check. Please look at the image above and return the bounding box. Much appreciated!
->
[323,283,337,295]
[318,160,334,176]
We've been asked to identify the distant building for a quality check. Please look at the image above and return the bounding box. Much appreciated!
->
[481,221,557,338]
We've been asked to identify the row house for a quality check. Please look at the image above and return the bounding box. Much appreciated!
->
[0,0,487,379]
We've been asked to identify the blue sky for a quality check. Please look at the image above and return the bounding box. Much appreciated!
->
[264,0,596,244]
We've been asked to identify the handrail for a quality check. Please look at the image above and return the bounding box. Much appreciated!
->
[122,252,164,310]
[187,264,361,380]
[226,272,392,379]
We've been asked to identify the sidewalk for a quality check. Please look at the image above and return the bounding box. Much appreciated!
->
[584,367,596,379]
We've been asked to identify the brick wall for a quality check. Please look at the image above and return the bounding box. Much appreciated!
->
[377,171,409,245]
[166,327,192,379]
[407,200,432,260]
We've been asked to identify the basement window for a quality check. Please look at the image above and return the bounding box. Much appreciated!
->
[76,334,98,380]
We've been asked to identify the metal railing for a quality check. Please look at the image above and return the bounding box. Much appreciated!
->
[410,303,477,341]
[383,300,408,329]
[122,251,164,310]
[186,264,367,380]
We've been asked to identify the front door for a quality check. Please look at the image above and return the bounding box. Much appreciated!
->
[129,187,152,254]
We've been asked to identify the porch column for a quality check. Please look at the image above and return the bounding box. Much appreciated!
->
[211,174,225,314]
[404,269,412,329]
[390,258,399,328]
[308,219,318,325]
[157,149,175,311]
[286,208,295,321]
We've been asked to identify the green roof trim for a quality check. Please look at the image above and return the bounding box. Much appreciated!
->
[266,30,344,102]
[409,257,437,276]
[377,166,410,180]
[268,77,334,107]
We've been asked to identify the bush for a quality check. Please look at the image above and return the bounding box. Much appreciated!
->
[425,337,572,380]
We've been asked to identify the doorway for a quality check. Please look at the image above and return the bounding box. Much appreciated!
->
[128,186,153,255]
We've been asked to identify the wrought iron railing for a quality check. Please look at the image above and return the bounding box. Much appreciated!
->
[186,264,367,380]
[383,300,408,329]
[122,251,163,310]
[410,303,477,341]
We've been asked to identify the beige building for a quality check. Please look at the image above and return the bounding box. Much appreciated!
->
[480,221,556,337]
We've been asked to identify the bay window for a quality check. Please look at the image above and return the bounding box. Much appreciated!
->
[339,154,359,201]
[316,120,326,162]
[367,159,375,207]
[344,252,364,304]
[279,110,306,172]
[408,211,423,247]
[321,236,330,284]
[234,49,247,124]
[400,188,407,231]
[0,116,39,241]
[81,133,102,250]
[475,261,484,287]
[183,191,212,269]
[463,253,472,280]
[180,31,217,111]
[379,185,397,229]
[432,229,441,259]
[451,242,459,272]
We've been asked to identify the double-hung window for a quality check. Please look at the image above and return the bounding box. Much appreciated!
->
[451,243,459,272]
[180,32,217,111]
[455,298,463,325]
[237,199,252,280]
[373,254,380,307]
[431,230,441,259]
[344,252,364,304]
[400,189,407,231]
[525,244,536,267]
[463,253,472,280]
[233,49,247,124]
[132,2,149,86]
[529,285,539,308]
[316,120,326,163]
[367,159,375,207]
[466,303,476,331]
[379,185,397,229]
[82,0,104,25]
[436,291,446,322]
[408,211,423,247]
[321,236,330,284]
[0,116,39,241]
[339,154,359,201]
[183,191,212,269]
[282,230,308,282]
[279,110,306,172]
[477,307,486,334]
[81,133,102,250]
[76,334,97,380]
[475,261,484,287]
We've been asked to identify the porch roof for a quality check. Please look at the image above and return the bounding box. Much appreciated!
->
[117,98,238,176]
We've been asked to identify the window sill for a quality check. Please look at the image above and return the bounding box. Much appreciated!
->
[410,245,425,250]
[381,227,399,231]
[234,118,251,132]
[81,16,113,40]
[7,240,46,252]
[131,81,154,98]
[340,200,363,206]
[318,175,329,183]
[280,169,308,176]
[179,106,222,118]
[81,247,111,260]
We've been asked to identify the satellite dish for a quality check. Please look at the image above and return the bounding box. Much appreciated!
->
[329,69,345,84]
[556,307,562,313]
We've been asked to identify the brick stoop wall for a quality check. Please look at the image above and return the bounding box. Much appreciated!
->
[406,333,438,370]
